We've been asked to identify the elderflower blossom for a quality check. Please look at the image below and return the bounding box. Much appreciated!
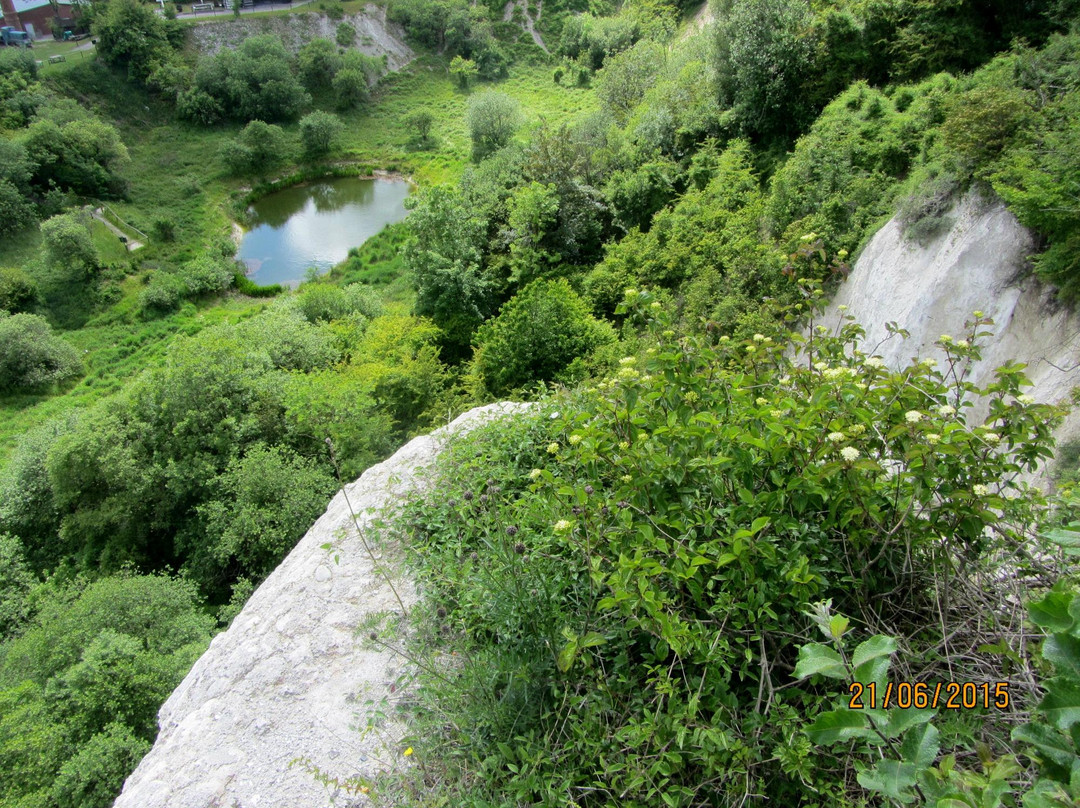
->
[662,330,675,338]
[864,357,885,369]
[905,410,923,424]
[651,301,662,309]
[547,442,560,454]
[1017,394,1036,405]
[972,484,990,497]
[938,404,956,417]
[554,520,573,533]
[813,361,828,372]
[621,474,632,483]
[618,367,640,380]
[848,424,866,436]
[756,397,768,406]
[619,441,629,450]
[939,334,954,345]
[753,333,766,342]
[828,432,846,443]
[926,433,941,445]
[920,358,937,368]
[956,339,970,349]
[528,468,542,480]
[568,434,582,445]
[840,446,860,462]
[770,409,785,418]
[619,356,636,366]
[983,432,1001,445]
[838,304,849,312]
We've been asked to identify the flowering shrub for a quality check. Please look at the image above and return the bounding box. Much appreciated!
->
[395,282,1064,805]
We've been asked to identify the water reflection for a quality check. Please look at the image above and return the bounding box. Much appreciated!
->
[238,177,410,287]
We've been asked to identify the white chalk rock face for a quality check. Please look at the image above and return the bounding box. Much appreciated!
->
[821,192,1080,440]
[114,402,530,808]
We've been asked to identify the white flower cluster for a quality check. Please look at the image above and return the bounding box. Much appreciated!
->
[840,447,860,462]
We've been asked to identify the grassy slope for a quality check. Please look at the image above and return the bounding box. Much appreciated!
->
[0,19,597,465]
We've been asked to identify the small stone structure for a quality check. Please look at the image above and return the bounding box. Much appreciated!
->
[113,402,530,808]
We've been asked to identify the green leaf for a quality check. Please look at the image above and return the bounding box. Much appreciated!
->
[852,656,890,692]
[1012,722,1077,768]
[793,644,847,680]
[829,614,850,641]
[749,516,771,535]
[1029,588,1076,633]
[1039,676,1080,731]
[804,709,873,745]
[1043,633,1080,677]
[580,632,606,648]
[1044,527,1080,557]
[882,708,935,739]
[556,637,578,673]
[852,635,897,670]
[857,759,918,802]
[899,722,939,769]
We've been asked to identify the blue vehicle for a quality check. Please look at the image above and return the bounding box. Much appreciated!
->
[0,26,33,47]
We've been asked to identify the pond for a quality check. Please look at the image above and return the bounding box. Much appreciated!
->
[237,176,411,287]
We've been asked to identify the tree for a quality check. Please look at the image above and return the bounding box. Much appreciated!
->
[713,0,817,140]
[449,54,479,88]
[193,444,335,591]
[466,91,523,159]
[473,278,616,396]
[596,40,666,123]
[219,119,288,175]
[40,211,98,279]
[0,312,83,393]
[404,185,493,361]
[332,67,369,109]
[93,0,179,83]
[299,110,343,159]
[297,38,342,90]
[405,108,435,146]
[184,35,310,124]
[0,180,35,236]
[505,181,560,284]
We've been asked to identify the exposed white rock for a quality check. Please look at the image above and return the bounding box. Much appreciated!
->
[821,191,1080,447]
[188,4,414,72]
[114,402,531,808]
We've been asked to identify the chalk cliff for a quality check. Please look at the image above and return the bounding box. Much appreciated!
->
[821,191,1080,448]
[113,402,530,808]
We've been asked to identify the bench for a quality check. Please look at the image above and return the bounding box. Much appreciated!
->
[192,3,213,10]
[48,54,65,63]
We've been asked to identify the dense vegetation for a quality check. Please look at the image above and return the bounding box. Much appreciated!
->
[1,0,1079,804]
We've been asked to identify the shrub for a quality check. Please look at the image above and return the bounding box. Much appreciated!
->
[336,21,356,47]
[0,312,82,393]
[472,278,616,396]
[220,120,289,175]
[0,180,35,236]
[0,266,40,313]
[396,285,1062,805]
[50,723,150,808]
[138,271,187,315]
[298,110,343,159]
[178,255,234,296]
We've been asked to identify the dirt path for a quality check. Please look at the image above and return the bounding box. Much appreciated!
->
[502,0,548,53]
[92,208,144,251]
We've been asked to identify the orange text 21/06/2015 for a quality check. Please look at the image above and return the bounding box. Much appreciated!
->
[848,681,1010,711]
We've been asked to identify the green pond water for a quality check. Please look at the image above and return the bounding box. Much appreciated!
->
[237,176,411,287]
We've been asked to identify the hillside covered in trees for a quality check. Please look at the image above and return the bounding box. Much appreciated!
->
[1,0,1080,804]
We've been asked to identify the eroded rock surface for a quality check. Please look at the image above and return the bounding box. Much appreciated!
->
[114,402,530,808]
[189,4,414,71]
[821,191,1080,444]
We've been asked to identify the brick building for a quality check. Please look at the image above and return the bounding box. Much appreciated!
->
[0,0,77,40]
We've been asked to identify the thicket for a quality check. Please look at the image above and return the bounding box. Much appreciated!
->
[392,287,1067,805]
